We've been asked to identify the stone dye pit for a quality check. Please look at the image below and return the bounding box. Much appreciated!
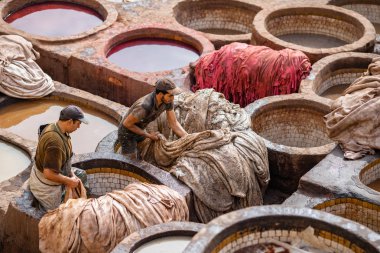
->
[314,197,380,233]
[184,206,380,253]
[251,4,376,63]
[173,0,261,49]
[4,1,103,37]
[107,38,199,73]
[0,98,117,154]
[300,52,378,100]
[112,222,204,253]
[246,94,336,193]
[0,0,117,42]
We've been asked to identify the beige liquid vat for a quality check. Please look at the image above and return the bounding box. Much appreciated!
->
[278,33,346,48]
[134,236,192,253]
[320,84,350,100]
[0,140,30,181]
[0,100,117,154]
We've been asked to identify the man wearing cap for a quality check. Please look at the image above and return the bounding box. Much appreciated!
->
[118,78,188,158]
[28,105,89,211]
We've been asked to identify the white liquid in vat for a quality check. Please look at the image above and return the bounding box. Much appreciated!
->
[134,236,192,253]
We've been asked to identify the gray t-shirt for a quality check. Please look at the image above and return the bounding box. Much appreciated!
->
[118,92,173,138]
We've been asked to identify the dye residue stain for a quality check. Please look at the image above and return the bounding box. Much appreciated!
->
[278,33,347,48]
[134,236,192,253]
[107,38,200,72]
[5,1,103,37]
[0,140,30,182]
[0,100,117,154]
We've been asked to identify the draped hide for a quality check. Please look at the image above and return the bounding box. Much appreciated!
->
[139,89,269,222]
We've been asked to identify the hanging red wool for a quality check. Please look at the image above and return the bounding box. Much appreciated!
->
[190,42,312,107]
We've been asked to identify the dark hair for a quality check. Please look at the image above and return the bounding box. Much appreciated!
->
[155,89,168,94]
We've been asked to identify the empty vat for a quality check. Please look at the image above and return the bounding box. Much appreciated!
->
[112,222,203,253]
[329,0,380,36]
[251,5,376,63]
[173,0,261,48]
[184,205,380,253]
[246,94,336,193]
[314,197,380,233]
[300,52,378,100]
[0,99,117,154]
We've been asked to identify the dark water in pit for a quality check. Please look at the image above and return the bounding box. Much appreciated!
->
[199,28,244,35]
[320,84,350,100]
[368,179,380,192]
[0,100,117,154]
[5,1,103,37]
[0,140,31,182]
[278,33,347,48]
[107,38,200,72]
[373,23,380,34]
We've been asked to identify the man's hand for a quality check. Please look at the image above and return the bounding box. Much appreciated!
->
[66,176,80,188]
[146,131,159,141]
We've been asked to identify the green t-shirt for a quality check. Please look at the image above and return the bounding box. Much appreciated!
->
[34,123,72,174]
[118,92,173,135]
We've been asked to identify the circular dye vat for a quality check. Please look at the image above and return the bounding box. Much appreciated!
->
[0,140,30,182]
[278,33,347,49]
[107,38,199,72]
[299,52,378,100]
[134,236,192,253]
[246,94,335,193]
[251,5,376,63]
[4,1,103,37]
[0,100,117,154]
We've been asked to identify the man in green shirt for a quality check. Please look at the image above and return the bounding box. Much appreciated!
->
[118,78,188,158]
[29,105,89,211]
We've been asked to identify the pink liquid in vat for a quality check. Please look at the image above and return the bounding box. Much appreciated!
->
[107,38,200,72]
[5,1,103,37]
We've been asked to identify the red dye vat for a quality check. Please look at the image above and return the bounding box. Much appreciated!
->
[5,1,103,37]
[106,38,200,72]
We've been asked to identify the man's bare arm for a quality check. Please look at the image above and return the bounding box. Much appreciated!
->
[123,114,159,141]
[43,168,79,188]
